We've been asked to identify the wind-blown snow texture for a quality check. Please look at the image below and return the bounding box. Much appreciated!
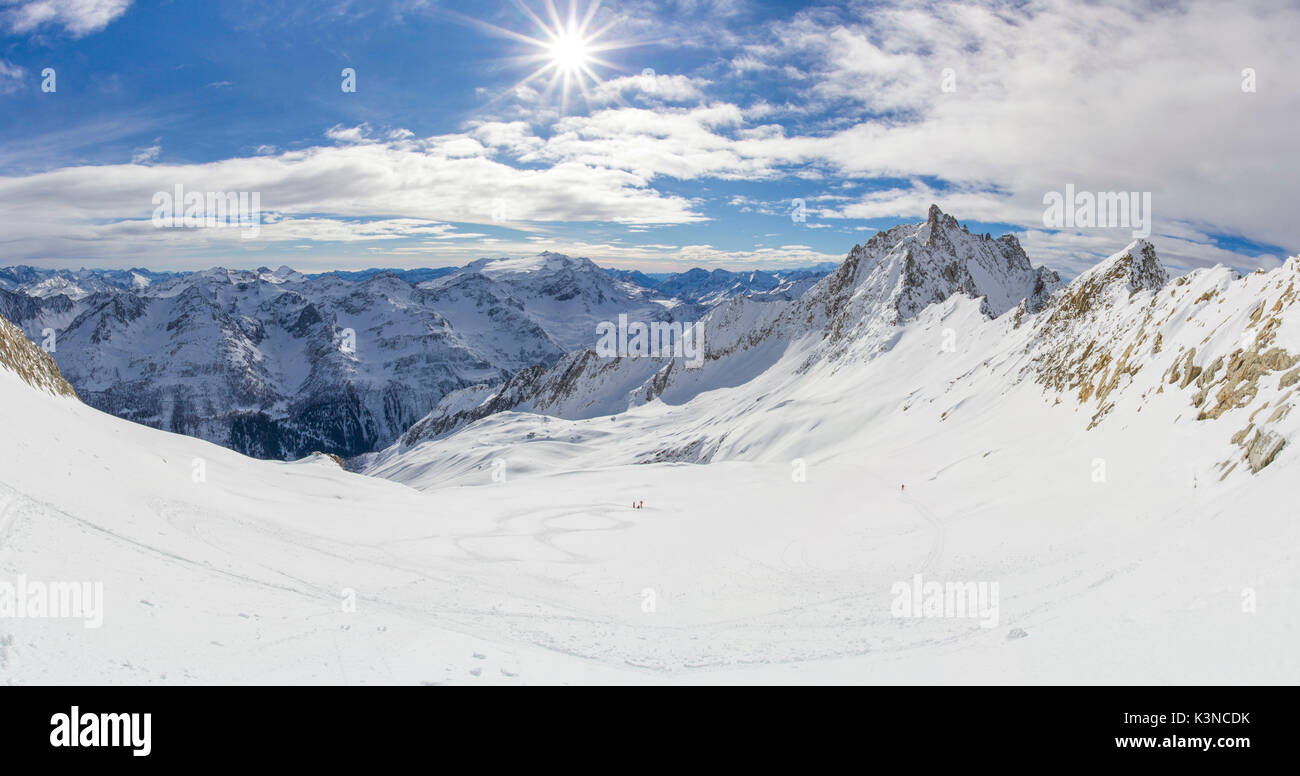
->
[2,206,1296,684]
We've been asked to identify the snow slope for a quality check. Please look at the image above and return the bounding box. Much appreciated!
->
[0,315,637,684]
[6,336,1294,684]
[358,220,1300,682]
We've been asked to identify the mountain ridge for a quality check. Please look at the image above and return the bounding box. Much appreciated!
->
[385,205,1066,449]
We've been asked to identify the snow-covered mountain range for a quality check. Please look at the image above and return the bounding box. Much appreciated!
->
[381,205,1062,450]
[0,266,177,299]
[3,253,793,460]
[605,265,832,308]
[375,206,1299,488]
[2,205,1296,684]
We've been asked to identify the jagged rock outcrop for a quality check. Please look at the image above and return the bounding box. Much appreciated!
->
[0,311,76,397]
[1030,242,1300,474]
[1245,429,1286,473]
[1032,240,1170,422]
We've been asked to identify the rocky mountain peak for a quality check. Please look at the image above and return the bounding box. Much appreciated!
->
[922,203,963,245]
[1092,239,1169,294]
[1047,240,1169,327]
[803,206,1062,353]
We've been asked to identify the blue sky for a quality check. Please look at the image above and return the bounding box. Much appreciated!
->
[0,0,1296,276]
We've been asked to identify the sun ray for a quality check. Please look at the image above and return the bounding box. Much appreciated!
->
[441,0,649,113]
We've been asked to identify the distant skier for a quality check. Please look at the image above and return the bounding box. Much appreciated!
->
[901,484,905,492]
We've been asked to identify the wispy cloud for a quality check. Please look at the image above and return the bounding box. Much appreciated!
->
[130,142,159,165]
[0,58,24,93]
[2,0,133,37]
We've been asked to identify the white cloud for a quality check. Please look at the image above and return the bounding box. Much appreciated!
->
[323,123,371,144]
[589,73,711,104]
[390,237,843,272]
[459,0,1298,273]
[2,0,132,37]
[6,0,1295,275]
[669,243,841,268]
[0,58,24,94]
[130,143,159,165]
[510,104,778,181]
[0,132,708,261]
[725,0,1300,268]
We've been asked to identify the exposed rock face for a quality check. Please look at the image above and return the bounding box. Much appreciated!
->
[309,451,346,468]
[0,311,76,398]
[1032,240,1170,426]
[1245,429,1286,473]
[1031,243,1300,475]
[0,288,77,331]
[1194,347,1298,421]
[790,204,1060,360]
[37,271,532,461]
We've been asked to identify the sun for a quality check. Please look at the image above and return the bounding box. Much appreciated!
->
[548,31,592,75]
[453,0,642,112]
